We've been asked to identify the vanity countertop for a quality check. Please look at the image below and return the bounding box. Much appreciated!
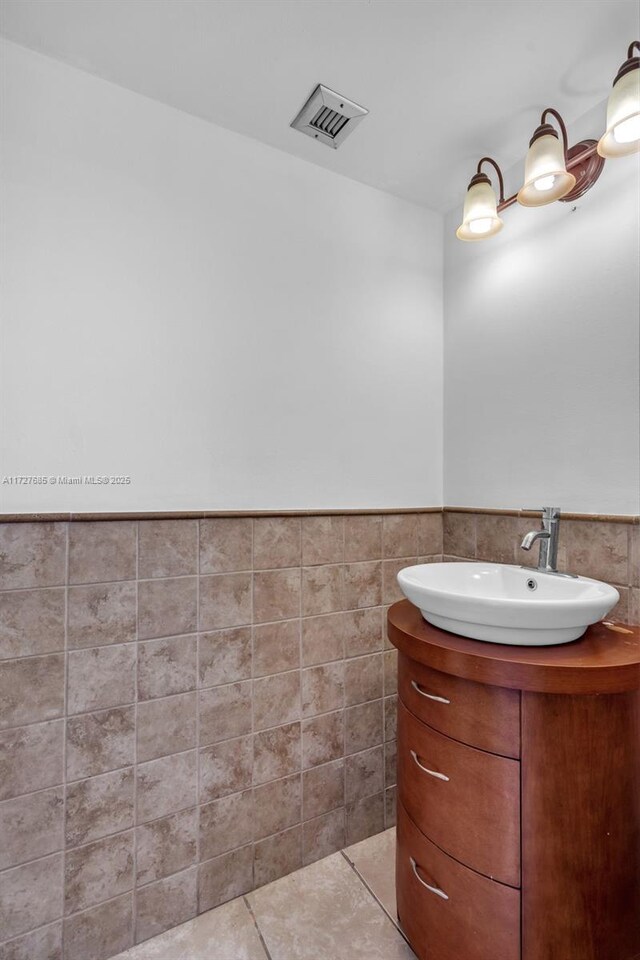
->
[388,599,640,695]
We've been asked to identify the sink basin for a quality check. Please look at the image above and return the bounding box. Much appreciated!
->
[397,562,620,646]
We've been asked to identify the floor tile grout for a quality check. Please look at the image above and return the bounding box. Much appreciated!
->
[340,848,413,949]
[243,895,274,960]
[340,847,414,950]
[98,831,408,960]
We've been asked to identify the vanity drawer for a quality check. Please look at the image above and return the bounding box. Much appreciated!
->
[398,699,520,887]
[397,799,520,960]
[399,654,520,758]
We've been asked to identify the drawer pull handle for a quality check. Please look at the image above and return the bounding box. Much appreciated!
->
[410,750,450,782]
[411,680,450,704]
[410,857,449,901]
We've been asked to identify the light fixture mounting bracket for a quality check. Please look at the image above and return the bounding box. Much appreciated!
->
[558,140,605,202]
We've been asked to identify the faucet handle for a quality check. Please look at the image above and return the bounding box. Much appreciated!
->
[523,507,561,519]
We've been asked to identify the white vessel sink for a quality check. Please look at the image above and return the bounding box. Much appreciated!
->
[397,562,620,646]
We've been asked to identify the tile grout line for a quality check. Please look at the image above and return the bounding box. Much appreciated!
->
[7,796,342,880]
[243,894,274,960]
[0,574,448,669]
[0,714,385,822]
[0,555,407,596]
[58,885,138,925]
[5,825,135,875]
[0,555,439,596]
[0,676,385,739]
[0,760,390,872]
[339,847,413,948]
[0,918,62,953]
[0,641,396,718]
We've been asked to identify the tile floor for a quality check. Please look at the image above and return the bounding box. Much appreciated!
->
[113,828,415,960]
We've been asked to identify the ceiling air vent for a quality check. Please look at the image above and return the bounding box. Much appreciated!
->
[290,84,368,149]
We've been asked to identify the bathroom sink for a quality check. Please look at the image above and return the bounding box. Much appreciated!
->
[397,562,620,646]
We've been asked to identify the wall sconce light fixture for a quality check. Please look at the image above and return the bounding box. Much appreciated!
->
[599,41,640,157]
[456,158,504,240]
[457,40,640,240]
[517,109,577,206]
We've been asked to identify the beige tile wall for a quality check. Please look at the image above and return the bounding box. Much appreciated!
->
[1,508,636,960]
[0,512,442,960]
[443,512,640,624]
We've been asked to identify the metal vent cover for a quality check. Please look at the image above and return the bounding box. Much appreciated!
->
[291,84,368,149]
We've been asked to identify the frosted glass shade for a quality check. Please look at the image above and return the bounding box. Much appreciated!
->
[517,132,576,206]
[598,66,640,158]
[456,179,503,241]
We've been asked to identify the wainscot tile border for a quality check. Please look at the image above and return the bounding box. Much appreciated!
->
[1,507,637,523]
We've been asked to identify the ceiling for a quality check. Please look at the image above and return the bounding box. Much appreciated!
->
[1,0,637,211]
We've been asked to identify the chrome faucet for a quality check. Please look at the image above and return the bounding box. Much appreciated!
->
[521,506,562,574]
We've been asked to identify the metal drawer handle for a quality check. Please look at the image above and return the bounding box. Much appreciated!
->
[410,750,450,782]
[411,680,450,704]
[410,857,449,900]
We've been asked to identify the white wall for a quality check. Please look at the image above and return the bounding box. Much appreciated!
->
[4,43,637,518]
[0,41,443,513]
[443,103,640,515]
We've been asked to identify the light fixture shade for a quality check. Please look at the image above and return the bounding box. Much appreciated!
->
[517,129,576,206]
[456,176,503,241]
[598,64,640,157]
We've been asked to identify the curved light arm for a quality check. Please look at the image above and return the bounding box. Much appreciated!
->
[541,108,570,160]
[476,156,505,203]
[627,41,640,58]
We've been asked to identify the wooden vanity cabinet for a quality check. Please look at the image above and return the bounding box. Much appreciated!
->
[388,600,640,960]
[397,655,520,758]
[398,699,520,887]
[396,800,520,960]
